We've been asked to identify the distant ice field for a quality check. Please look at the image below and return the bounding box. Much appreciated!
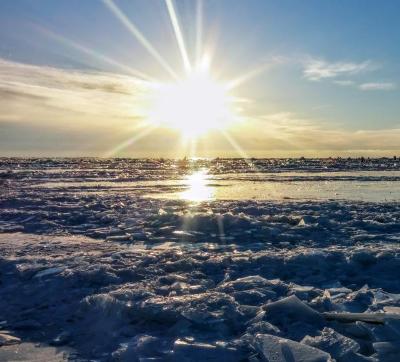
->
[32,170,400,202]
[147,171,400,202]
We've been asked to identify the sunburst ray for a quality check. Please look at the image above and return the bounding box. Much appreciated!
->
[103,0,178,80]
[220,130,258,170]
[195,0,203,64]
[165,0,191,73]
[103,125,157,158]
[36,25,154,81]
[226,62,272,90]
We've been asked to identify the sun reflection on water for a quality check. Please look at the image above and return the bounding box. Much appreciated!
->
[180,169,214,202]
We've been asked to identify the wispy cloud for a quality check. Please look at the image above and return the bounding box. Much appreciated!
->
[302,57,396,92]
[303,59,372,81]
[333,80,355,86]
[227,112,400,156]
[0,58,164,156]
[0,57,150,126]
[359,82,397,91]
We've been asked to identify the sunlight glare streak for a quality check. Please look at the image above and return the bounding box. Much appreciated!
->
[103,0,178,80]
[180,137,198,159]
[221,130,258,170]
[195,0,203,64]
[165,0,192,72]
[217,215,226,243]
[227,62,272,90]
[36,26,153,81]
[103,125,157,157]
[189,139,197,159]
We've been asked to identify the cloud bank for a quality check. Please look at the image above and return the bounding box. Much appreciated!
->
[1,58,399,157]
[0,58,150,126]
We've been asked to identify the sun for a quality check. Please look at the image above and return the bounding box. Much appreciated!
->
[99,0,263,157]
[146,65,237,138]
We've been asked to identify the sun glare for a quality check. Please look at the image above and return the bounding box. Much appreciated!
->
[147,65,237,138]
[181,169,214,201]
[100,0,256,158]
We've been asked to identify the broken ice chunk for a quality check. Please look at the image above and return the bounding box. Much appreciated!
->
[173,230,195,237]
[289,284,318,300]
[233,289,276,305]
[0,333,21,346]
[302,327,359,359]
[123,217,140,227]
[33,266,65,279]
[218,275,278,292]
[323,312,400,324]
[246,321,281,336]
[373,341,400,362]
[383,306,400,314]
[111,335,166,361]
[298,216,315,226]
[50,331,71,346]
[106,234,132,242]
[264,295,323,324]
[254,334,331,362]
[172,339,241,361]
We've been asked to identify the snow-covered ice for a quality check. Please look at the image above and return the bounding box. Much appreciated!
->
[0,158,400,361]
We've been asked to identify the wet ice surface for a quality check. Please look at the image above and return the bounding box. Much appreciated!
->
[1,158,400,361]
[148,170,400,202]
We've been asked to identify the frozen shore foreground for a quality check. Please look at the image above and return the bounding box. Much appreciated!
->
[1,158,400,361]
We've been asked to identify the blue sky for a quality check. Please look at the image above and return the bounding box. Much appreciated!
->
[0,0,399,157]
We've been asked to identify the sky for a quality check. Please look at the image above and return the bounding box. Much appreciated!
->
[0,0,399,157]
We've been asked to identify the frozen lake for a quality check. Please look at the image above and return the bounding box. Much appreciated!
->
[1,158,400,361]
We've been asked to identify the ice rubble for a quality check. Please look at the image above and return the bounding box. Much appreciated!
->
[1,232,400,361]
[255,333,332,362]
[302,328,360,360]
[1,158,400,361]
